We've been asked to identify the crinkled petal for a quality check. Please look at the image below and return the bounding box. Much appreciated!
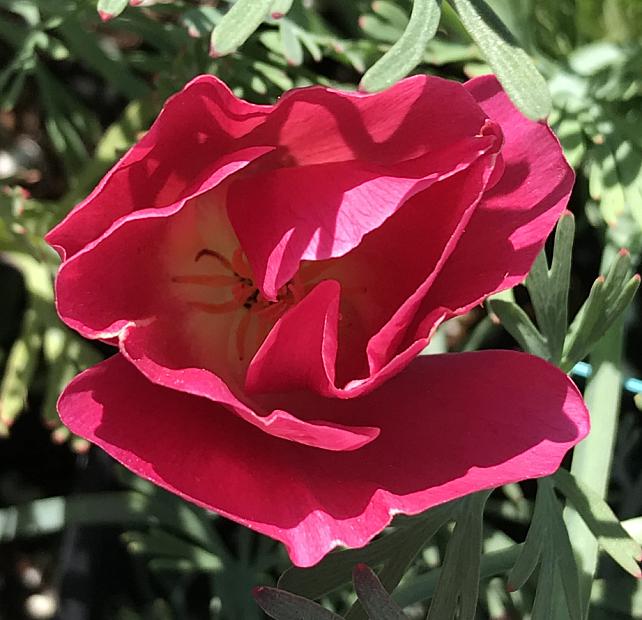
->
[46,75,271,260]
[229,123,501,299]
[246,280,340,395]
[245,152,498,396]
[250,74,491,166]
[120,324,378,451]
[412,75,574,321]
[60,350,588,567]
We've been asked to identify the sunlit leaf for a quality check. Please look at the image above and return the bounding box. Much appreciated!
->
[449,0,551,119]
[210,0,273,57]
[562,250,640,371]
[371,1,409,30]
[360,0,441,92]
[97,0,128,21]
[270,0,294,19]
[279,19,303,65]
[525,211,575,364]
[0,308,41,430]
[508,479,582,620]
[487,298,550,360]
[554,469,642,578]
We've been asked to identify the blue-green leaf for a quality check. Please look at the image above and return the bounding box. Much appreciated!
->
[448,0,551,119]
[97,0,128,21]
[270,0,294,19]
[360,0,442,92]
[554,469,642,577]
[279,503,454,600]
[253,587,342,620]
[210,0,274,57]
[352,565,407,620]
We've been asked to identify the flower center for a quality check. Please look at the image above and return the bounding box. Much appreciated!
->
[172,247,308,361]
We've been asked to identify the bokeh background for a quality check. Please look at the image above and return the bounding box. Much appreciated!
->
[1,1,641,618]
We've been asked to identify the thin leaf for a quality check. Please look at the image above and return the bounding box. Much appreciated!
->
[279,19,303,65]
[487,299,550,359]
[448,0,551,119]
[360,0,441,92]
[278,503,454,599]
[352,564,407,620]
[97,0,128,21]
[540,479,582,620]
[0,492,213,551]
[393,544,522,608]
[122,529,223,572]
[0,308,41,429]
[253,587,342,620]
[554,469,642,577]
[525,211,575,364]
[507,481,548,590]
[371,1,409,30]
[426,491,491,620]
[270,0,294,19]
[359,14,402,44]
[345,504,455,620]
[181,7,221,38]
[562,250,639,371]
[210,0,273,57]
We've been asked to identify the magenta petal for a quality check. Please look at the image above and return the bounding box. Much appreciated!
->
[228,129,499,298]
[46,75,271,260]
[415,75,574,318]
[119,326,379,451]
[60,350,588,567]
[252,74,490,166]
[246,280,340,395]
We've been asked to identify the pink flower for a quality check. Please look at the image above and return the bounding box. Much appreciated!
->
[47,74,589,567]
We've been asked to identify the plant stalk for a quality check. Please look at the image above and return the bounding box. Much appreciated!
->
[563,243,627,619]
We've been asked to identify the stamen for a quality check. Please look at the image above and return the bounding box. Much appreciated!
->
[231,248,252,279]
[195,249,235,273]
[177,247,322,361]
[243,289,260,309]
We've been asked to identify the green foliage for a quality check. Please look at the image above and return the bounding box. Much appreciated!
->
[490,213,639,372]
[449,0,551,118]
[508,479,582,620]
[1,0,642,618]
[360,0,441,92]
[279,502,455,600]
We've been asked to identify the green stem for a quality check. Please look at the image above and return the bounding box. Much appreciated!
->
[563,243,626,619]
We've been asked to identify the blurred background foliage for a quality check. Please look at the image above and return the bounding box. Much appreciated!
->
[0,0,641,618]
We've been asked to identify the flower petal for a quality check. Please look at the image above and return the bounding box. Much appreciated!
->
[228,84,501,298]
[246,154,497,396]
[119,324,379,451]
[46,75,271,260]
[252,74,492,166]
[246,279,340,395]
[413,75,574,320]
[60,350,588,567]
